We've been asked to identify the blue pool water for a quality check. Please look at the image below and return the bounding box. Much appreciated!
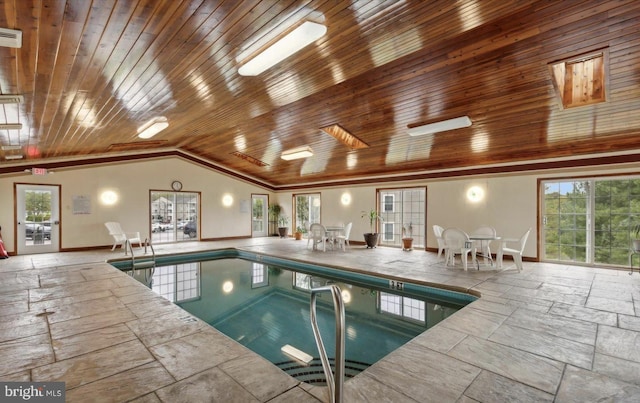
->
[112,250,475,383]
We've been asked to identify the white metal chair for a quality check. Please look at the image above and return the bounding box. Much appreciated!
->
[497,228,531,271]
[309,223,328,252]
[442,227,475,271]
[104,222,142,251]
[335,222,352,251]
[433,225,447,261]
[471,226,497,264]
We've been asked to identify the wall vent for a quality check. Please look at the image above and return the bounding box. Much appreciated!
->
[0,28,22,48]
[107,140,168,151]
[1,145,22,151]
[0,95,23,104]
[0,123,22,130]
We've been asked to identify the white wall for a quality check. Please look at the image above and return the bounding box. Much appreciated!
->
[0,157,273,253]
[2,156,639,259]
[274,164,640,259]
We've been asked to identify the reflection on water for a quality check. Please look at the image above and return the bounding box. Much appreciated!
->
[127,258,467,384]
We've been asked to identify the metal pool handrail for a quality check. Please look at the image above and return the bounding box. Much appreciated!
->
[310,285,345,403]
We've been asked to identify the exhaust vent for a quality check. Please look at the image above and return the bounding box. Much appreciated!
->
[0,28,22,48]
[0,123,22,130]
[1,145,22,151]
[0,95,23,104]
[107,140,168,151]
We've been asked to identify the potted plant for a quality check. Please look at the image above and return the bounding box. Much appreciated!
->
[402,222,413,251]
[278,215,289,238]
[268,204,282,236]
[294,226,304,240]
[361,209,383,248]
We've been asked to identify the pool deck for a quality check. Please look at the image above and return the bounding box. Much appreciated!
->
[2,237,640,402]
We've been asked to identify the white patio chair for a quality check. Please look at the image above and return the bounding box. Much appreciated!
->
[497,228,531,271]
[433,225,448,261]
[309,223,328,252]
[104,222,142,251]
[335,222,352,251]
[304,221,313,249]
[442,227,475,271]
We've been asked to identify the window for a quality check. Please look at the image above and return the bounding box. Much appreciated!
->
[383,195,394,212]
[379,292,425,323]
[378,187,426,248]
[293,272,312,290]
[383,222,395,241]
[251,263,268,288]
[542,176,640,266]
[152,263,200,303]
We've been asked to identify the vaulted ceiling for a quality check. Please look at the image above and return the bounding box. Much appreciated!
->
[1,0,639,189]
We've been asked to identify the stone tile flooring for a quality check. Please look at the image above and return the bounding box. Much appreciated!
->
[2,238,640,401]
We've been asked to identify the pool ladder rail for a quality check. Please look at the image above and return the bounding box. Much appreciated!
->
[310,284,345,403]
[125,238,156,284]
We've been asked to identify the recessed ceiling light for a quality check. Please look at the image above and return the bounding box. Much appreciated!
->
[281,146,314,160]
[238,21,327,76]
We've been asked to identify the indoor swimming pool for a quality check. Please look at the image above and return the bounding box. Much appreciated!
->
[111,250,475,384]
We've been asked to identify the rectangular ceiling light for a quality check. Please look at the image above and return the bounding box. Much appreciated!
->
[0,28,22,48]
[320,124,369,149]
[0,95,24,104]
[407,116,472,136]
[4,154,23,160]
[137,116,168,139]
[238,21,327,76]
[281,146,314,161]
[0,123,22,130]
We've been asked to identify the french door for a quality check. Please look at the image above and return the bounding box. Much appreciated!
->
[16,184,61,254]
[252,194,268,237]
[378,187,426,248]
[150,191,199,243]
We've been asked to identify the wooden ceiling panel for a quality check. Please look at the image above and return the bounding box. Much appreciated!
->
[1,0,640,187]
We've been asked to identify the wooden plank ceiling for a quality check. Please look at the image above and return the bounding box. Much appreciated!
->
[0,0,639,189]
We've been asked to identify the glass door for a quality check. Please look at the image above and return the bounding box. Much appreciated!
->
[378,187,426,248]
[293,193,321,232]
[16,184,60,254]
[542,180,590,263]
[252,194,268,237]
[150,191,199,243]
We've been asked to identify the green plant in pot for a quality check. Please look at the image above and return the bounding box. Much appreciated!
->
[361,209,383,248]
[268,203,282,236]
[294,225,304,240]
[278,215,289,238]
